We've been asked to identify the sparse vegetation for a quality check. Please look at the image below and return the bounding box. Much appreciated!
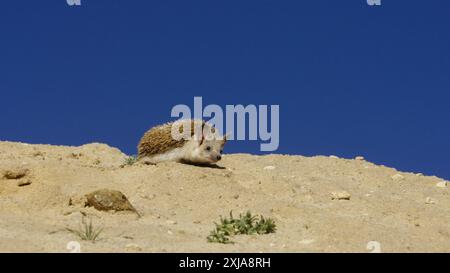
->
[66,217,103,242]
[207,211,276,244]
[124,155,138,166]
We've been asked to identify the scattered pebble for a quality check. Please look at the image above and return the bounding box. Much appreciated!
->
[329,155,339,159]
[3,168,29,179]
[391,174,405,181]
[32,151,44,157]
[62,210,73,216]
[264,166,276,170]
[125,243,142,252]
[166,220,177,225]
[69,152,83,159]
[17,180,32,187]
[355,156,365,161]
[331,191,351,200]
[366,241,381,253]
[436,181,447,188]
[425,197,436,204]
[167,230,173,235]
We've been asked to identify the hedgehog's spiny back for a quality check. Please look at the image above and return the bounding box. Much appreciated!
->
[137,120,205,158]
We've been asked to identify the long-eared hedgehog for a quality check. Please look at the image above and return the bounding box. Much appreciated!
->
[137,119,227,165]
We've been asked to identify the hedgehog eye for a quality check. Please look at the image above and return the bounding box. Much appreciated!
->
[220,149,223,154]
[206,146,211,151]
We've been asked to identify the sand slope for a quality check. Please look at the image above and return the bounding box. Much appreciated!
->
[0,141,449,253]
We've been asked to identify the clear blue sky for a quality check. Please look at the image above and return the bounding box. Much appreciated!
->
[1,1,449,179]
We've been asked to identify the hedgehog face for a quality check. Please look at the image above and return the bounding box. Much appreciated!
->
[192,137,226,164]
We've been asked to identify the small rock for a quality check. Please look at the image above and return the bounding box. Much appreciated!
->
[366,241,382,253]
[425,197,436,204]
[3,168,29,179]
[69,152,83,159]
[355,156,365,161]
[62,209,74,216]
[93,159,101,165]
[125,243,142,252]
[436,181,447,188]
[391,174,405,181]
[85,189,137,214]
[32,151,44,157]
[166,220,177,225]
[415,173,423,177]
[331,191,351,200]
[264,166,276,170]
[329,155,339,159]
[167,230,173,235]
[17,180,32,187]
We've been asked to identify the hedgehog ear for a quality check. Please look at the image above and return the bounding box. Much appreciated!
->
[198,121,206,146]
[222,133,230,144]
[199,133,205,146]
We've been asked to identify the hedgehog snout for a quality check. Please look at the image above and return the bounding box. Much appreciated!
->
[208,152,221,162]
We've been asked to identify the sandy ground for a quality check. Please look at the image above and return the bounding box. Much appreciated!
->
[0,141,449,253]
